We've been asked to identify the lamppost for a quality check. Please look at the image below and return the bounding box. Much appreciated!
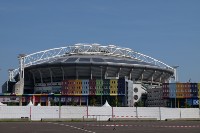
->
[18,54,26,80]
[100,66,102,106]
[0,68,1,93]
[172,66,179,82]
[172,66,179,108]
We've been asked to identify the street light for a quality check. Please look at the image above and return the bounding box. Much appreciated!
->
[100,66,103,106]
[0,68,1,93]
[172,66,179,82]
[18,54,26,80]
[172,66,179,108]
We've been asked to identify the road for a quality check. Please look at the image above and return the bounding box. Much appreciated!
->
[0,121,200,133]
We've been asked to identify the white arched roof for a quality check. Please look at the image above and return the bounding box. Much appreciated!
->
[12,43,174,76]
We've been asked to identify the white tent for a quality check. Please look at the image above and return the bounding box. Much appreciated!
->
[0,102,7,106]
[27,100,34,106]
[102,100,111,107]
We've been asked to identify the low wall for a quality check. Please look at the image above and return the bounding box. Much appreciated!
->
[0,106,200,121]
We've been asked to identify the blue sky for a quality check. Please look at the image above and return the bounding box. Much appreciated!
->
[0,0,200,92]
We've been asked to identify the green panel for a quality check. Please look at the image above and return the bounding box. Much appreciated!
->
[96,79,103,95]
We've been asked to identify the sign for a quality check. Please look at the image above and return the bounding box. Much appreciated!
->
[193,99,199,105]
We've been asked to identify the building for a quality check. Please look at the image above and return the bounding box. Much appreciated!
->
[162,83,200,108]
[1,43,174,106]
[147,87,166,107]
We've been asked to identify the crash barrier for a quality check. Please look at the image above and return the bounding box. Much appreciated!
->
[0,106,200,121]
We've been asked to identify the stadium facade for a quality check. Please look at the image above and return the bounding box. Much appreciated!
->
[1,43,175,106]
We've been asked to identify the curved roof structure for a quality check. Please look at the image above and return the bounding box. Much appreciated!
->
[11,43,174,84]
[24,43,173,69]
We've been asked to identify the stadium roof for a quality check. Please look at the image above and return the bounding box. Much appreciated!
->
[10,43,174,83]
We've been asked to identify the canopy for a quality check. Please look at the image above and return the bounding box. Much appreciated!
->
[102,100,111,107]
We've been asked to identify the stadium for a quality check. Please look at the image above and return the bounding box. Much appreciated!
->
[1,43,174,106]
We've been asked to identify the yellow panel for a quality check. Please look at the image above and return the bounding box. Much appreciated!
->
[198,83,200,98]
[110,79,118,95]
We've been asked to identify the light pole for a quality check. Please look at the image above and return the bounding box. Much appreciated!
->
[172,66,179,108]
[0,68,1,93]
[172,66,179,82]
[100,66,102,106]
[18,54,26,80]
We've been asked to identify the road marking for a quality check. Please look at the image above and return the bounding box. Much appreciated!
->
[84,124,200,128]
[48,122,95,133]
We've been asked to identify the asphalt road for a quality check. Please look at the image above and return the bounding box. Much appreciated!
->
[0,121,200,133]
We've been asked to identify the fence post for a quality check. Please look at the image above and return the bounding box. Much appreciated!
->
[159,107,161,121]
[136,107,138,118]
[87,106,88,118]
[198,107,200,118]
[112,107,114,118]
[59,106,61,119]
[30,106,32,121]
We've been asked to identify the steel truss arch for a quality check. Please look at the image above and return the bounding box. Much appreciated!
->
[12,43,174,77]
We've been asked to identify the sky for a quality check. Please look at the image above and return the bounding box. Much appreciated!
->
[0,0,200,92]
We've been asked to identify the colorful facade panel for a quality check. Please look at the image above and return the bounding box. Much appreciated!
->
[75,80,82,95]
[82,79,89,95]
[96,79,103,95]
[61,79,126,96]
[118,78,125,95]
[198,83,200,98]
[176,83,184,98]
[163,82,200,99]
[89,79,96,95]
[191,83,198,98]
[110,79,118,96]
[169,83,176,98]
[103,79,110,95]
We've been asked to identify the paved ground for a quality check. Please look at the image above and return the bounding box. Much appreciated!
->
[0,121,200,133]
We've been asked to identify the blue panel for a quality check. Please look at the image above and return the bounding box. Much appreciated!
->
[82,79,89,95]
[169,83,176,98]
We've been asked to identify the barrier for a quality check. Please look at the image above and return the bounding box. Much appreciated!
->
[0,106,200,121]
